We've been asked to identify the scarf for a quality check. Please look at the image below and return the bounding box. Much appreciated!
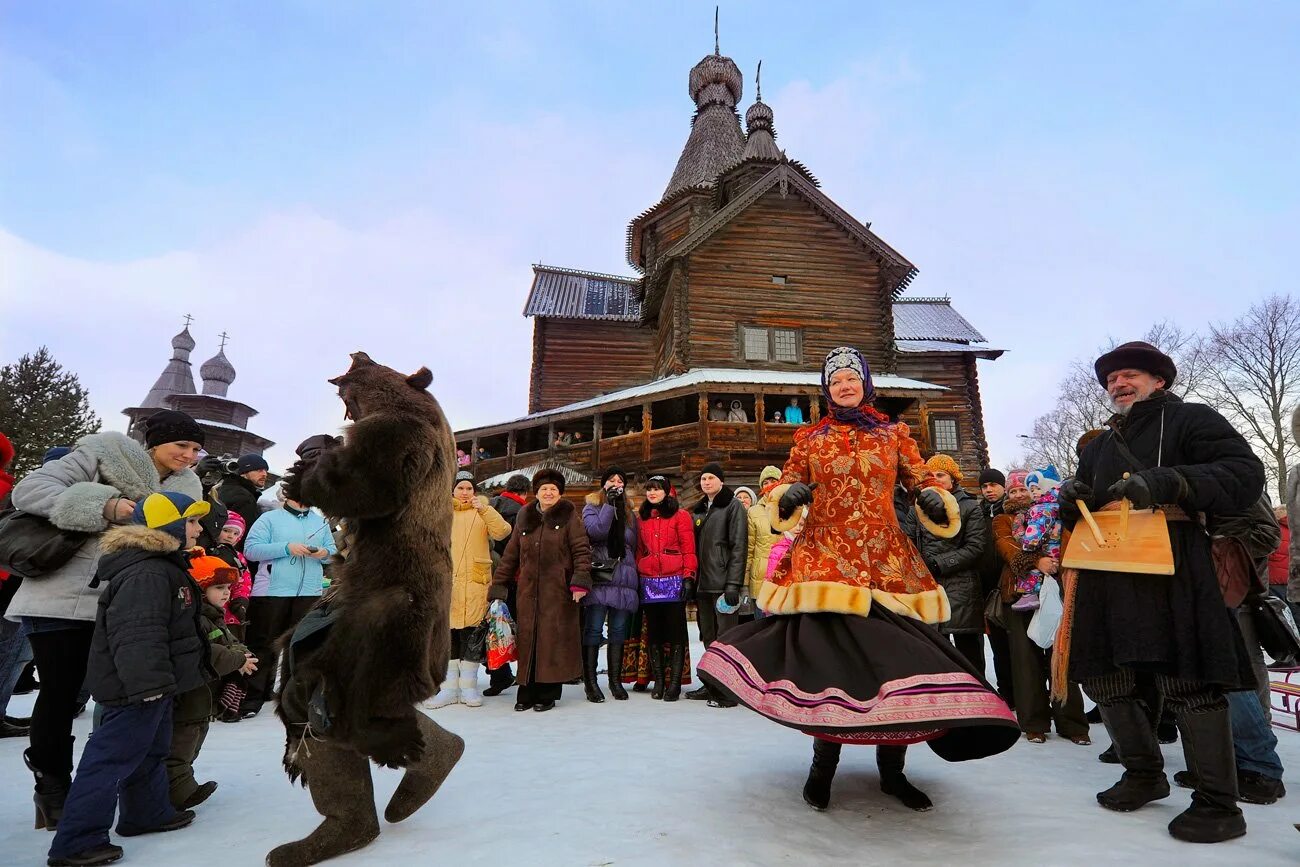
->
[816,346,888,434]
[499,491,528,507]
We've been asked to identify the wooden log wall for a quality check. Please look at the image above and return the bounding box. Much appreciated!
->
[894,351,990,485]
[682,188,893,374]
[529,318,656,413]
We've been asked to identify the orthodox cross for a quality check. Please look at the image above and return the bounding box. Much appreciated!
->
[183,313,194,329]
[714,6,719,54]
[756,60,762,101]
[218,331,230,352]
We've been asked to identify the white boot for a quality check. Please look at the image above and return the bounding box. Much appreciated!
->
[458,660,483,707]
[422,660,460,709]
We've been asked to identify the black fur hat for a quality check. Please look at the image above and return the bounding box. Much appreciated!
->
[1094,341,1177,389]
[531,468,567,495]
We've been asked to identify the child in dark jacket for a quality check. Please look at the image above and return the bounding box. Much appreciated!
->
[48,492,210,867]
[166,555,258,809]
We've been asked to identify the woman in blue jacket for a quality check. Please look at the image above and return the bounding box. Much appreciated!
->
[238,497,337,716]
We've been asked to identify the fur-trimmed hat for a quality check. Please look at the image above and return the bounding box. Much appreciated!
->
[1094,341,1177,389]
[700,461,725,483]
[531,468,566,494]
[925,454,963,483]
[188,554,239,590]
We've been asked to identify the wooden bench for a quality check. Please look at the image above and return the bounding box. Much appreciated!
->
[1270,672,1300,732]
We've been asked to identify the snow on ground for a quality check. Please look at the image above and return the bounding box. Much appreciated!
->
[3,628,1299,866]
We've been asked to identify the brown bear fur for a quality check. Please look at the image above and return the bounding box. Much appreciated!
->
[277,351,455,771]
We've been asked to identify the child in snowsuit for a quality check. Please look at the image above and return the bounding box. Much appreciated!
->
[1010,467,1063,612]
[48,492,210,867]
[166,555,258,809]
[207,511,253,639]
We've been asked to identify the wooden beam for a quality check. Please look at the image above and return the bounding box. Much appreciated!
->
[641,403,652,462]
[593,413,602,471]
[756,393,767,450]
[698,392,709,449]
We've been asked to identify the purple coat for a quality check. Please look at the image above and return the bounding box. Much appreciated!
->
[581,501,640,613]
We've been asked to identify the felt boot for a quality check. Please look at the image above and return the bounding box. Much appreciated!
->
[878,744,933,811]
[1167,706,1246,843]
[265,741,380,867]
[1096,701,1170,811]
[384,713,466,824]
[802,739,841,811]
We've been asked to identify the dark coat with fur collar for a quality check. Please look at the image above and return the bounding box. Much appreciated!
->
[690,485,749,595]
[275,351,456,770]
[491,499,592,684]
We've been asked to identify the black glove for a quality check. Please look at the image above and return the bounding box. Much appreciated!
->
[681,579,696,602]
[723,586,741,607]
[606,486,624,501]
[778,482,815,521]
[1108,474,1154,509]
[1058,478,1091,519]
[916,489,947,523]
[229,597,249,624]
[922,555,942,577]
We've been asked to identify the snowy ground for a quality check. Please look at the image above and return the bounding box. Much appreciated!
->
[3,628,1299,867]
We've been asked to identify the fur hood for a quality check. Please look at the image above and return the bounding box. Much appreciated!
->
[100,524,184,554]
[692,485,736,514]
[518,498,576,533]
[78,431,201,501]
[639,497,680,520]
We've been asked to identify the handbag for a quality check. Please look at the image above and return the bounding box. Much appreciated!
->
[641,574,684,603]
[984,588,1007,629]
[0,503,92,578]
[1211,535,1255,609]
[590,558,619,586]
[1250,595,1300,662]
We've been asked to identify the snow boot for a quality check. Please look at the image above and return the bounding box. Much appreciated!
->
[26,745,71,831]
[0,716,30,738]
[384,713,466,824]
[1174,769,1285,805]
[458,660,483,707]
[1096,701,1170,812]
[483,665,514,697]
[582,645,605,704]
[179,780,218,809]
[802,739,841,811]
[1011,593,1040,613]
[878,744,932,811]
[46,843,124,866]
[607,642,629,701]
[116,809,195,837]
[663,644,685,702]
[266,741,380,867]
[422,660,460,709]
[649,645,666,700]
[1098,743,1120,763]
[1168,706,1246,843]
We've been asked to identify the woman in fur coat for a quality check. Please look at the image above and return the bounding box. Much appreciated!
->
[490,469,592,712]
[8,410,204,832]
[580,467,640,703]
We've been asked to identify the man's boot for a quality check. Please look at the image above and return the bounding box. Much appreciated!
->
[266,741,380,867]
[878,744,933,811]
[1096,701,1170,811]
[649,645,666,700]
[802,739,841,811]
[1168,706,1247,843]
[663,644,685,702]
[384,713,466,824]
[582,645,605,703]
[607,642,629,701]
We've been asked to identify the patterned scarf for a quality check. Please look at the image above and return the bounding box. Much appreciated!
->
[816,346,888,433]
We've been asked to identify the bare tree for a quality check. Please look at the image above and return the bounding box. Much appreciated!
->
[1194,295,1300,501]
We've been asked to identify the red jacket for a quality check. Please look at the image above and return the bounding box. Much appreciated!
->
[0,432,14,584]
[1269,517,1290,586]
[636,499,697,579]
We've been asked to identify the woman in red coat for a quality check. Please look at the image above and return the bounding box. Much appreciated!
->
[635,475,697,701]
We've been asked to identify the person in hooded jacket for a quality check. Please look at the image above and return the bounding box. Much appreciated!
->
[8,410,204,834]
[744,466,784,620]
[683,462,749,707]
[908,454,989,672]
[484,474,531,696]
[580,468,640,703]
[726,400,748,423]
[46,491,210,867]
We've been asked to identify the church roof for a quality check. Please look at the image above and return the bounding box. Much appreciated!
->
[892,297,987,342]
[141,326,197,408]
[663,51,746,198]
[523,265,642,321]
[200,349,237,397]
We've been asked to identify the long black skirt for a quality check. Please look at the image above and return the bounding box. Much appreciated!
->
[697,607,1020,762]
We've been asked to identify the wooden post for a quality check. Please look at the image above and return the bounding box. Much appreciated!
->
[506,430,516,470]
[916,399,932,454]
[642,402,652,463]
[547,421,556,456]
[755,392,766,451]
[470,437,479,469]
[699,392,710,449]
[593,413,602,472]
[809,392,821,423]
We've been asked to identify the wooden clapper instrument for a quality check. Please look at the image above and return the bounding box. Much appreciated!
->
[1061,473,1175,575]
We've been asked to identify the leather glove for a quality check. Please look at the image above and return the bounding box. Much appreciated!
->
[1108,474,1154,509]
[681,579,696,602]
[778,482,815,521]
[723,586,741,607]
[1058,478,1091,519]
[229,598,249,623]
[916,489,947,523]
[922,555,942,577]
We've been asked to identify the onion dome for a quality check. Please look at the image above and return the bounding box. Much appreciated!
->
[663,47,746,198]
[141,326,198,408]
[200,349,237,397]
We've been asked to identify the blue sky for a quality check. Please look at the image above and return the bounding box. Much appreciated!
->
[3,1,1297,470]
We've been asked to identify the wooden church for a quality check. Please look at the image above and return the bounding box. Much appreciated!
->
[456,43,1001,496]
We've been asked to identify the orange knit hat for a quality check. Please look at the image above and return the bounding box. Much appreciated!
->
[924,454,963,483]
[188,554,238,590]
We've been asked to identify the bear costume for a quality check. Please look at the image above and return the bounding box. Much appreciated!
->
[268,351,463,867]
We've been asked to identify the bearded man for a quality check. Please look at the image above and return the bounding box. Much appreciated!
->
[1060,341,1264,844]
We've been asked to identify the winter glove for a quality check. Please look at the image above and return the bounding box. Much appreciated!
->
[778,482,816,521]
[916,489,948,523]
[723,586,741,607]
[1107,474,1154,509]
[229,598,249,624]
[922,555,942,578]
[1058,479,1092,519]
[681,579,696,602]
[296,434,342,462]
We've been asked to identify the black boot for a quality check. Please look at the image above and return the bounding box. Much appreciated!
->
[46,843,124,866]
[581,645,605,704]
[26,747,71,831]
[1098,743,1120,764]
[649,644,666,700]
[14,660,38,695]
[877,745,933,811]
[483,665,514,697]
[1096,701,1170,812]
[607,642,629,701]
[1,717,30,738]
[802,739,841,811]
[1168,706,1247,843]
[663,644,685,702]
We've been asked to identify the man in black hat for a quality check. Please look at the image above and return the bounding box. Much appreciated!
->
[1059,340,1265,844]
[215,454,269,555]
[683,461,749,707]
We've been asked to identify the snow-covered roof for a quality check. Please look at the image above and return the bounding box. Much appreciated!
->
[478,461,594,490]
[458,367,944,435]
[897,339,1004,359]
[892,298,987,342]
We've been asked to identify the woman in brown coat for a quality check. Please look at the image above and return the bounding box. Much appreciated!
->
[491,468,592,712]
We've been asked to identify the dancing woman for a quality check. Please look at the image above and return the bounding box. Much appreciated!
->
[698,347,1019,813]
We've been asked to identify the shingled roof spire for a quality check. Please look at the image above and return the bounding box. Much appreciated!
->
[140,323,198,408]
[661,15,745,198]
[742,60,781,162]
